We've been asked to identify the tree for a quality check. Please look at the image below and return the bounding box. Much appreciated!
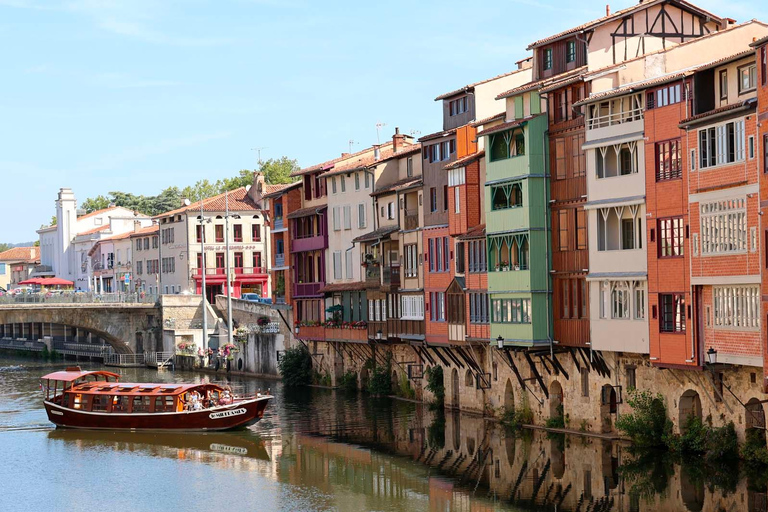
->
[81,195,111,213]
[217,169,253,192]
[0,243,11,253]
[259,157,300,185]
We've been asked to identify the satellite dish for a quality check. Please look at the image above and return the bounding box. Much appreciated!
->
[183,198,191,206]
[246,185,252,192]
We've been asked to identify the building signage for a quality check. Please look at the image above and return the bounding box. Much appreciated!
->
[209,408,246,420]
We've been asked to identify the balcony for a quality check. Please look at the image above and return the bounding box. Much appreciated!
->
[294,282,322,297]
[273,217,284,230]
[193,267,226,279]
[368,318,426,341]
[364,265,380,284]
[275,254,285,267]
[233,266,266,276]
[292,234,326,253]
[324,326,368,343]
[404,209,419,231]
[297,324,324,340]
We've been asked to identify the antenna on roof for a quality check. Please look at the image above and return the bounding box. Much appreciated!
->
[251,147,267,168]
[409,129,421,138]
[348,139,358,153]
[375,122,387,144]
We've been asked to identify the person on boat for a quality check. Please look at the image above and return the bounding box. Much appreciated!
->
[220,386,232,405]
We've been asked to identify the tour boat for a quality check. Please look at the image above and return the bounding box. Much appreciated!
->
[40,367,272,431]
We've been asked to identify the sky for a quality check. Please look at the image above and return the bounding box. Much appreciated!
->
[1,0,767,243]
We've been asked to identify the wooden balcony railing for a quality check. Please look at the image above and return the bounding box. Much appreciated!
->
[324,327,368,342]
[404,210,419,230]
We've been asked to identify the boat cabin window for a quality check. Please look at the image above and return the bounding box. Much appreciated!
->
[139,387,156,393]
[159,387,179,393]
[118,386,136,393]
[98,385,116,392]
[71,394,90,410]
[112,395,129,412]
[131,396,151,413]
[154,396,175,412]
[92,395,109,412]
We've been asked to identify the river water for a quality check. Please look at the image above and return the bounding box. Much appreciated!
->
[0,356,764,512]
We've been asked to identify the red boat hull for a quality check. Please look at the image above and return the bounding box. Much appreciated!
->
[44,396,271,431]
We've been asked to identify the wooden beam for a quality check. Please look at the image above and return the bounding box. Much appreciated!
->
[501,348,527,390]
[429,346,451,367]
[524,351,549,399]
[550,352,570,380]
[569,348,581,371]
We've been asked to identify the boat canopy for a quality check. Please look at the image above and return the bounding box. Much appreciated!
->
[68,382,219,396]
[41,367,121,382]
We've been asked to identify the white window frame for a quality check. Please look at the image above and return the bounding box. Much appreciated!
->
[343,205,351,230]
[401,295,424,320]
[332,206,341,231]
[700,198,747,255]
[698,119,745,169]
[713,285,759,329]
[454,187,460,214]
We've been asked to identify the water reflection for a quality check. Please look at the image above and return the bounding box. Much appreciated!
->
[3,357,768,511]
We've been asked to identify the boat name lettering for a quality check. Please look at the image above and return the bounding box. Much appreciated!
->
[210,443,248,455]
[209,408,247,420]
[51,410,64,416]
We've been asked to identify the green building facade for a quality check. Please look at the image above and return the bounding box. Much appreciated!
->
[482,91,551,347]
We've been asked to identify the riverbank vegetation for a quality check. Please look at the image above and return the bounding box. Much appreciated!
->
[424,366,444,408]
[277,345,312,387]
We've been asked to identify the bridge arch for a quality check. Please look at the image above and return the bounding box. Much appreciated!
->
[0,304,160,354]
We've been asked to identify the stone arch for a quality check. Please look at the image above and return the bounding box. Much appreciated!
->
[466,436,476,456]
[550,380,564,419]
[679,389,702,431]
[746,398,766,430]
[464,368,474,387]
[452,411,461,451]
[451,368,460,409]
[504,379,515,412]
[505,434,516,467]
[551,436,565,479]
[0,305,158,354]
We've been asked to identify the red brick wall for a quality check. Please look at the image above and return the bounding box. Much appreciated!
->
[425,226,452,344]
[644,83,694,366]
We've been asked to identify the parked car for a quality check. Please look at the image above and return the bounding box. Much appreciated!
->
[240,293,262,302]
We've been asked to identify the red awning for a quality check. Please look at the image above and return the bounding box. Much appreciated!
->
[19,277,75,287]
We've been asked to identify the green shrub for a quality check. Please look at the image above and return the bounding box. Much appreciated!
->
[545,403,565,429]
[338,370,358,392]
[704,422,738,463]
[396,372,415,399]
[425,366,445,407]
[277,345,312,387]
[615,389,672,448]
[741,428,768,466]
[366,356,392,396]
[672,415,708,454]
[427,411,446,450]
[502,395,534,429]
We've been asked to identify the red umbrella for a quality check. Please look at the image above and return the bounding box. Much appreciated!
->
[18,278,43,285]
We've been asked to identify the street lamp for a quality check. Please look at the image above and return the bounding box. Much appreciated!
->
[496,335,504,350]
[706,347,717,365]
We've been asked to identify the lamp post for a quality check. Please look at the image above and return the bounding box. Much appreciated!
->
[223,191,241,347]
[199,195,208,353]
[496,335,504,350]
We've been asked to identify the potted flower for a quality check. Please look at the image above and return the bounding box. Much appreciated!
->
[257,316,270,327]
[501,261,509,272]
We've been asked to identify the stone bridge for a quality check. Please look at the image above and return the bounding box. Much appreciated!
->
[0,303,161,354]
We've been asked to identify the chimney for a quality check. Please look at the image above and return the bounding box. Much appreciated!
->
[392,127,405,153]
[606,4,610,16]
[30,248,35,259]
[373,145,381,161]
[134,220,142,233]
[341,152,350,158]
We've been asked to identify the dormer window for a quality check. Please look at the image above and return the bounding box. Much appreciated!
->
[566,41,576,63]
[544,49,553,70]
[449,96,469,116]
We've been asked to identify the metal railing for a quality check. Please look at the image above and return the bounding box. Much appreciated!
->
[275,254,285,267]
[0,339,46,352]
[273,218,284,230]
[0,292,159,305]
[105,353,146,366]
[145,351,175,365]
